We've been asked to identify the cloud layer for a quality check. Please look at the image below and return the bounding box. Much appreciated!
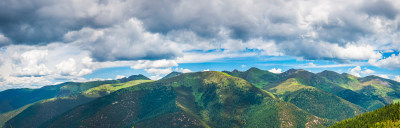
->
[1,0,399,60]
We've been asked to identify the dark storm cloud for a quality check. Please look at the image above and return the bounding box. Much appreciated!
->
[360,0,398,20]
[0,0,125,44]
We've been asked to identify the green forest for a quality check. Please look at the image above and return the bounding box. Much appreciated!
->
[331,102,400,128]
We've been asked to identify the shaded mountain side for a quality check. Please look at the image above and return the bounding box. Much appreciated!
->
[0,103,33,127]
[5,96,95,128]
[282,88,366,121]
[0,85,62,114]
[161,71,183,80]
[244,100,335,128]
[3,79,153,128]
[266,78,366,121]
[331,102,400,128]
[0,75,149,114]
[272,69,386,111]
[41,71,334,128]
[318,71,400,107]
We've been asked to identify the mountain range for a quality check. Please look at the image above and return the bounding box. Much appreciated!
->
[1,67,399,128]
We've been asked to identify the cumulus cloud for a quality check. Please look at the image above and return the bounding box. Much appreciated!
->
[149,75,162,80]
[0,44,97,90]
[369,54,400,69]
[349,66,376,77]
[394,75,400,82]
[268,68,282,74]
[378,74,389,79]
[145,68,173,75]
[282,41,382,61]
[175,68,193,73]
[130,59,178,70]
[349,66,362,77]
[301,62,359,68]
[361,69,375,75]
[115,75,126,79]
[130,59,179,75]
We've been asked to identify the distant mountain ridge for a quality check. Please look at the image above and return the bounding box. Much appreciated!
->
[1,68,400,128]
[40,71,333,128]
[161,71,183,80]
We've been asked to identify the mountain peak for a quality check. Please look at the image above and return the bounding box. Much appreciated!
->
[279,68,298,77]
[127,74,150,80]
[247,67,262,71]
[161,71,183,79]
[318,70,342,77]
[115,74,150,83]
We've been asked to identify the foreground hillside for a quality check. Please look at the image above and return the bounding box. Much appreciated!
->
[331,102,400,128]
[0,75,150,114]
[0,75,152,128]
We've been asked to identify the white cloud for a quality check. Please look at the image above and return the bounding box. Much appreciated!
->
[308,63,317,67]
[115,75,126,79]
[175,68,193,73]
[145,68,172,75]
[0,44,98,90]
[241,65,246,68]
[378,74,389,79]
[349,66,362,77]
[13,49,52,76]
[203,69,210,71]
[130,59,180,76]
[149,75,162,80]
[268,68,282,74]
[0,76,52,90]
[176,52,257,63]
[70,77,110,83]
[56,58,77,76]
[130,59,178,69]
[369,54,400,69]
[394,75,400,82]
[284,41,383,61]
[349,66,376,77]
[301,62,361,68]
[361,69,375,75]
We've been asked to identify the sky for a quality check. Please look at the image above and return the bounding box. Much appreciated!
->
[1,0,400,90]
